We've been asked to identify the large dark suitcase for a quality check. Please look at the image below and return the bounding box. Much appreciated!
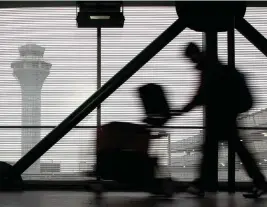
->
[95,121,158,185]
[138,83,171,127]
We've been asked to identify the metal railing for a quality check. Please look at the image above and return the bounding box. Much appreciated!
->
[0,124,266,183]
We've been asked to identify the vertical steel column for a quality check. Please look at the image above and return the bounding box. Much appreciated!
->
[201,32,206,188]
[205,31,219,191]
[96,27,102,183]
[97,27,101,133]
[205,32,218,61]
[227,19,236,193]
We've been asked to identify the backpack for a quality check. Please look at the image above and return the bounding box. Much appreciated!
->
[228,67,253,114]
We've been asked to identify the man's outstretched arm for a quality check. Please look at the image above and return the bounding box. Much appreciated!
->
[171,87,203,116]
[180,79,205,114]
[182,91,203,113]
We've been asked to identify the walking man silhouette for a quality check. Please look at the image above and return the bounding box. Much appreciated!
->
[176,42,266,198]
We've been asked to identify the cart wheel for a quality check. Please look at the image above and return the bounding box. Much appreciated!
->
[162,178,174,198]
[91,181,104,198]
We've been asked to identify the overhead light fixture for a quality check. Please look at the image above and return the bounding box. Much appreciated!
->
[90,16,111,20]
[76,1,125,28]
[262,132,267,137]
[264,159,267,162]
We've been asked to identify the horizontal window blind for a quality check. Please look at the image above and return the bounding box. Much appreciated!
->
[0,5,265,182]
[0,7,97,179]
[0,7,97,126]
[101,6,203,181]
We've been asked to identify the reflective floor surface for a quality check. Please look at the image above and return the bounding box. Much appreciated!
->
[0,191,266,207]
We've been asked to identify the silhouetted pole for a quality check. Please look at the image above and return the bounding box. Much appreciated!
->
[227,18,236,193]
[205,31,219,192]
[97,27,102,143]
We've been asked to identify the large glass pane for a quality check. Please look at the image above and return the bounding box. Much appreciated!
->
[0,7,97,180]
[101,6,203,181]
[0,128,96,180]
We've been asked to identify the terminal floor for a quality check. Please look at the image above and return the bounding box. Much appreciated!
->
[1,191,267,207]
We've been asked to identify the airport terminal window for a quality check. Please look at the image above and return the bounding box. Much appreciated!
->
[0,7,97,180]
[0,5,266,183]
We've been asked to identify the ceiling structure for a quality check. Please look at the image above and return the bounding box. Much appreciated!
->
[0,1,266,9]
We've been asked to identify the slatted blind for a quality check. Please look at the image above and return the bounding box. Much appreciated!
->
[101,6,203,181]
[0,7,97,180]
[0,5,265,182]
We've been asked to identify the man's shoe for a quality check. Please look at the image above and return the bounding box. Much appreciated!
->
[243,185,265,198]
[187,184,205,198]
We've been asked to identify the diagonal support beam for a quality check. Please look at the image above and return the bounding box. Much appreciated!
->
[12,18,187,175]
[235,17,267,57]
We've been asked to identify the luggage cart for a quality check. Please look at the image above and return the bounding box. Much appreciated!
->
[90,121,174,197]
[89,83,177,197]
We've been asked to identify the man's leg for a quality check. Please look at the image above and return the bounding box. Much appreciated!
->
[190,140,208,189]
[234,135,266,191]
[188,135,218,195]
[187,141,207,196]
[200,135,218,191]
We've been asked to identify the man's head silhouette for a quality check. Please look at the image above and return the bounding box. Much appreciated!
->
[184,42,204,64]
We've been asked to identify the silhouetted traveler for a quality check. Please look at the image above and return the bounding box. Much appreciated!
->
[176,42,266,197]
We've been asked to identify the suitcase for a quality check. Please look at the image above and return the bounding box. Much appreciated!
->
[138,83,171,127]
[95,121,157,184]
[93,121,174,198]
